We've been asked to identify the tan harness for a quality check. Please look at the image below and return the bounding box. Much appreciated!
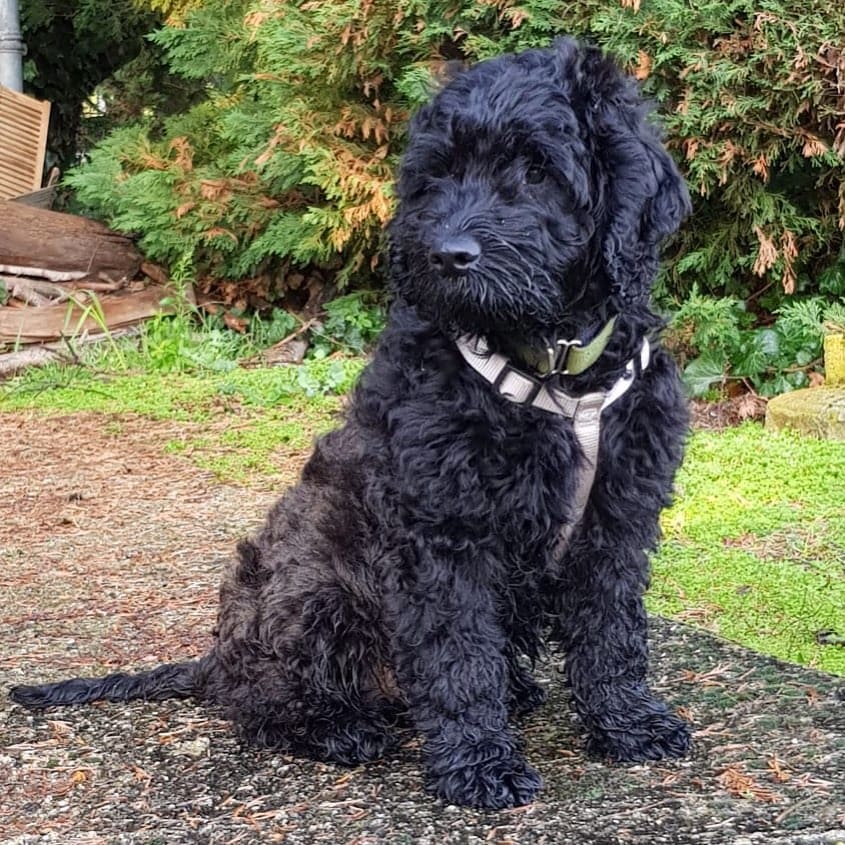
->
[455,330,651,556]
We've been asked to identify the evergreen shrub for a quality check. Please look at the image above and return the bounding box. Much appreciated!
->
[67,0,844,362]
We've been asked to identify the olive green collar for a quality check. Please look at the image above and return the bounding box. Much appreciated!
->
[512,316,617,377]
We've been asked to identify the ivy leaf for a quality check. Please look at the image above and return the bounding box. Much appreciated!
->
[757,328,780,359]
[683,353,725,397]
[795,347,815,366]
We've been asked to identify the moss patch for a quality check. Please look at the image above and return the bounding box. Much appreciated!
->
[166,405,340,487]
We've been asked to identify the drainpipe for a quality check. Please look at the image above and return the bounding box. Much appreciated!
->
[0,0,24,92]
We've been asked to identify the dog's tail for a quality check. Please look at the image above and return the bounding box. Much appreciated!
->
[9,657,208,710]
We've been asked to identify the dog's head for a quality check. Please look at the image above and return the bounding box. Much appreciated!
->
[389,38,690,340]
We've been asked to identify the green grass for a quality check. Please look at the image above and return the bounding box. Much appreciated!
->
[164,410,341,485]
[0,357,364,420]
[651,423,845,675]
[0,357,360,487]
[2,359,843,674]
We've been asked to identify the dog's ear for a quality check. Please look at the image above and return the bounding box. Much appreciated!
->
[564,42,691,303]
[601,122,690,303]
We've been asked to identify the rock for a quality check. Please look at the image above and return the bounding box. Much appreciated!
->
[765,387,845,441]
[169,737,211,758]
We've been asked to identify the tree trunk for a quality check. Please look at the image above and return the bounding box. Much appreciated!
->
[0,201,142,282]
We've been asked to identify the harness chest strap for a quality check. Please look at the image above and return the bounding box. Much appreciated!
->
[455,334,652,556]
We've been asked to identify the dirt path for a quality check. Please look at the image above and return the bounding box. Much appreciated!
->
[1,410,843,844]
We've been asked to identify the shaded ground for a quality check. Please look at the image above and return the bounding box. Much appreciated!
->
[1,411,843,844]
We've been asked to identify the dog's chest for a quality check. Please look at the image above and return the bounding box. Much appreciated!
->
[388,394,582,547]
[474,413,581,538]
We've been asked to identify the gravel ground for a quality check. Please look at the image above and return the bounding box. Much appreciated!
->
[1,411,843,844]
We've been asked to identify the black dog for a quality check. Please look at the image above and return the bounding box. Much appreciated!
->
[11,39,692,809]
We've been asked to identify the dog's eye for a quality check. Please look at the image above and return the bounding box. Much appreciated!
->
[524,165,546,185]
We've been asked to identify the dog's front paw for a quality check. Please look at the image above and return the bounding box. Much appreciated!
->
[428,745,542,809]
[586,708,691,762]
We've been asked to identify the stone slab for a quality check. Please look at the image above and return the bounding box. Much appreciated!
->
[765,387,845,441]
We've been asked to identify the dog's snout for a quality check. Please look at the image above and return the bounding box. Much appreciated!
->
[429,235,481,275]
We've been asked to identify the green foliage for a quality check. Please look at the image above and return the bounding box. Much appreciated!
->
[586,0,845,299]
[668,290,845,396]
[63,0,845,364]
[21,0,164,166]
[1,272,376,383]
[247,308,298,348]
[310,293,386,357]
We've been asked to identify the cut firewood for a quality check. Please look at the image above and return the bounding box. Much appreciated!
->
[0,284,182,344]
[0,201,142,282]
[140,261,170,286]
[2,276,71,306]
[59,279,124,292]
[0,344,58,376]
[0,328,140,379]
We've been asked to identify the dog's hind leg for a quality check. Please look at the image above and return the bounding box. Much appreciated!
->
[506,652,546,719]
[213,578,401,767]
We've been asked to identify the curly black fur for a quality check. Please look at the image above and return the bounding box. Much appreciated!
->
[10,39,693,809]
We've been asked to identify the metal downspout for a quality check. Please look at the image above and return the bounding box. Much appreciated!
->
[0,0,24,92]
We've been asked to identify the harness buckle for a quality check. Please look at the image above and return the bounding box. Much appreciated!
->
[493,363,544,404]
[546,337,584,376]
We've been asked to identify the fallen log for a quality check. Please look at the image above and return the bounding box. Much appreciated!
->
[0,201,142,282]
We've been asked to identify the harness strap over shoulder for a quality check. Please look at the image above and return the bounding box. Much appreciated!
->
[455,334,651,557]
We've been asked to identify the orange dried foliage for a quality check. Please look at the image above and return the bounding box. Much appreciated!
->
[244,10,270,29]
[137,152,170,171]
[504,7,529,28]
[767,756,792,783]
[223,312,249,332]
[801,135,829,157]
[200,180,233,203]
[780,229,798,294]
[633,50,652,80]
[255,125,290,168]
[170,136,194,172]
[718,764,780,802]
[333,108,391,144]
[203,227,239,244]
[683,138,699,160]
[752,153,769,182]
[753,226,778,276]
[839,182,845,231]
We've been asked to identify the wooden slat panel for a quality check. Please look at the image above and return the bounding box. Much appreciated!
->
[0,86,51,200]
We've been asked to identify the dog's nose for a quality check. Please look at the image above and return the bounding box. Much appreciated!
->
[429,235,481,275]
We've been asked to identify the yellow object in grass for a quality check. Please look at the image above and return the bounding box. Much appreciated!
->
[823,333,845,385]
